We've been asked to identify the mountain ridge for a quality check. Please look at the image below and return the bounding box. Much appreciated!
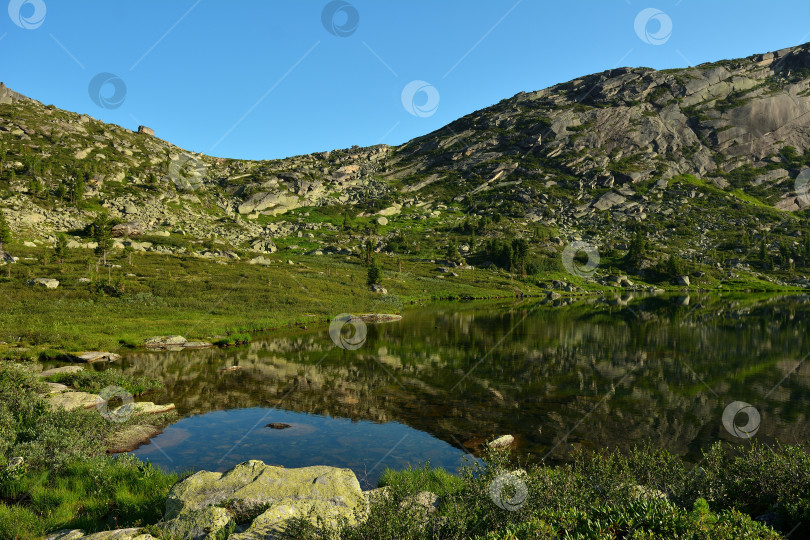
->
[2,42,810,288]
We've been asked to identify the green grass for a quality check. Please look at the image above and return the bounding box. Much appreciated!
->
[378,463,465,497]
[0,456,177,539]
[0,244,556,356]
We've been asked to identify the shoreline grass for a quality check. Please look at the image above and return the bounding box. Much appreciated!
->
[0,245,805,358]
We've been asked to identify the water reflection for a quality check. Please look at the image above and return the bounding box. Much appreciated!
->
[116,294,810,476]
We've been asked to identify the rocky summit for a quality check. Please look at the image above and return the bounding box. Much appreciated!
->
[2,43,810,285]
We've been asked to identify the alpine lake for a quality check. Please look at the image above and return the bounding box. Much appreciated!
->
[79,293,810,487]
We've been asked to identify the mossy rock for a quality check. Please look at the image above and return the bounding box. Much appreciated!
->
[230,499,354,539]
[165,460,364,530]
[155,506,233,540]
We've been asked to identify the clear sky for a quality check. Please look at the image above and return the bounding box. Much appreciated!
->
[3,0,809,161]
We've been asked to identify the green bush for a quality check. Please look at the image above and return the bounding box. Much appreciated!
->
[45,369,162,396]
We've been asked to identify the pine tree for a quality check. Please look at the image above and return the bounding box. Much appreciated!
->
[92,212,113,265]
[0,210,11,252]
[54,233,68,266]
[367,257,381,286]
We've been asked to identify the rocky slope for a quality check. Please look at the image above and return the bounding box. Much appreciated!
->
[2,43,810,282]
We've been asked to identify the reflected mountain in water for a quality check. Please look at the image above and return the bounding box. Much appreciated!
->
[116,294,810,470]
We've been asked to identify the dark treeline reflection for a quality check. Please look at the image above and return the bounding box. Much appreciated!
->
[115,293,810,465]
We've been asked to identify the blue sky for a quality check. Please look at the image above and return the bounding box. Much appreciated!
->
[3,1,810,161]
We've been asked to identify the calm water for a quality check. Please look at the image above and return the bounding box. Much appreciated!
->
[115,294,810,484]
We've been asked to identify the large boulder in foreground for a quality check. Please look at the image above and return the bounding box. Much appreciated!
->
[165,460,365,536]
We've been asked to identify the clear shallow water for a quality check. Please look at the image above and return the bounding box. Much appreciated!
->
[109,294,810,481]
[132,407,476,486]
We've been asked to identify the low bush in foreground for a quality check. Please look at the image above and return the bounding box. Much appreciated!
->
[45,368,162,396]
[287,445,807,539]
[0,361,177,539]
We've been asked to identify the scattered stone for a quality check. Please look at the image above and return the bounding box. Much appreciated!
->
[29,278,59,289]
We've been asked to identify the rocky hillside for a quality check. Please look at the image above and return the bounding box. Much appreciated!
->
[2,43,810,285]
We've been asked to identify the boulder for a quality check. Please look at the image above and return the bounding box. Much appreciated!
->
[156,507,233,540]
[676,275,691,287]
[165,461,365,534]
[111,222,142,238]
[128,402,176,415]
[107,424,163,454]
[376,216,389,226]
[144,335,188,349]
[39,365,83,378]
[356,314,402,323]
[30,278,59,289]
[488,434,515,449]
[248,256,274,266]
[371,284,387,294]
[47,391,100,411]
[45,382,70,394]
[593,191,627,211]
[45,531,86,540]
